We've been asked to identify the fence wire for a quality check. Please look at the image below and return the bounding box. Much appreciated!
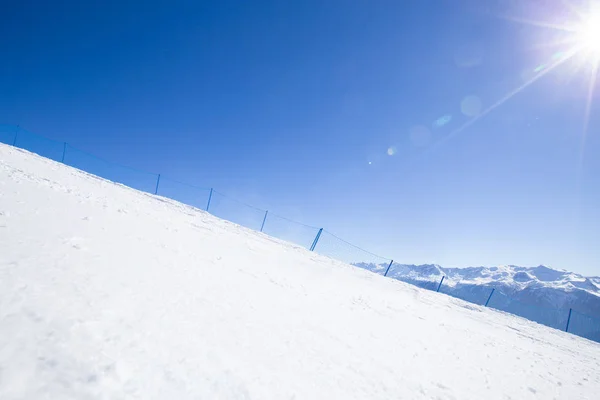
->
[261,213,320,249]
[487,290,569,331]
[438,278,496,306]
[65,145,158,194]
[208,190,267,232]
[12,127,65,163]
[157,177,211,211]
[0,124,16,144]
[386,265,445,291]
[315,230,392,270]
[569,310,600,342]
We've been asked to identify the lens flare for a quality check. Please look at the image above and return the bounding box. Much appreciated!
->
[461,96,483,117]
[433,114,452,128]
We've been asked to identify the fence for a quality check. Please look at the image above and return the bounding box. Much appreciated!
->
[1,124,599,343]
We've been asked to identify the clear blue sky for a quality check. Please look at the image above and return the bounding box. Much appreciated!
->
[2,0,599,275]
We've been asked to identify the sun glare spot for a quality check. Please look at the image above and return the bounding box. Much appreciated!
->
[576,10,600,58]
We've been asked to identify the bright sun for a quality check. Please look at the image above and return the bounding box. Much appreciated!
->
[576,10,600,58]
[453,2,600,170]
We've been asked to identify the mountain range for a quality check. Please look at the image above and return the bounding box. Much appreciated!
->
[355,262,600,341]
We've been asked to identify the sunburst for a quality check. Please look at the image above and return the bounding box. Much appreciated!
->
[434,1,600,154]
[573,5,600,59]
[509,2,600,131]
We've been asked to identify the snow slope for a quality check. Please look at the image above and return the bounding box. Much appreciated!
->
[1,143,599,400]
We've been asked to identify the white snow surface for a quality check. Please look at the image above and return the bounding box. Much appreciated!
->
[1,143,600,400]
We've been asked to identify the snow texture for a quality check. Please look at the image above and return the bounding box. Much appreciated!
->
[1,143,600,399]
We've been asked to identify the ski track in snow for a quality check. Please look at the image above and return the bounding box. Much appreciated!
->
[1,143,599,399]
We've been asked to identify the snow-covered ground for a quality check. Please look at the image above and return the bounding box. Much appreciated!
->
[1,143,599,399]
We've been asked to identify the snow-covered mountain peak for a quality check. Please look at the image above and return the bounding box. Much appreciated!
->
[387,263,599,294]
[351,262,600,320]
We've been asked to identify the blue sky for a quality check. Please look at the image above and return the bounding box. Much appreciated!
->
[1,0,599,275]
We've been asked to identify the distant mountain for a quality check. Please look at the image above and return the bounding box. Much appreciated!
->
[354,263,600,341]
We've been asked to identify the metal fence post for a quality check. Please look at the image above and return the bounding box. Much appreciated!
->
[484,288,495,307]
[384,260,394,277]
[565,308,573,332]
[260,210,268,232]
[61,142,67,163]
[12,125,19,146]
[436,276,445,292]
[206,188,213,211]
[154,174,161,195]
[309,228,323,251]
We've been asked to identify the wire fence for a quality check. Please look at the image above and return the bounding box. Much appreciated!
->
[1,123,599,343]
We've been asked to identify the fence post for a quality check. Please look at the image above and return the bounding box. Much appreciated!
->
[154,174,161,195]
[12,125,19,146]
[384,260,394,277]
[61,142,67,163]
[260,210,268,232]
[565,308,573,332]
[206,188,213,211]
[309,228,323,251]
[484,288,495,307]
[436,276,445,292]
